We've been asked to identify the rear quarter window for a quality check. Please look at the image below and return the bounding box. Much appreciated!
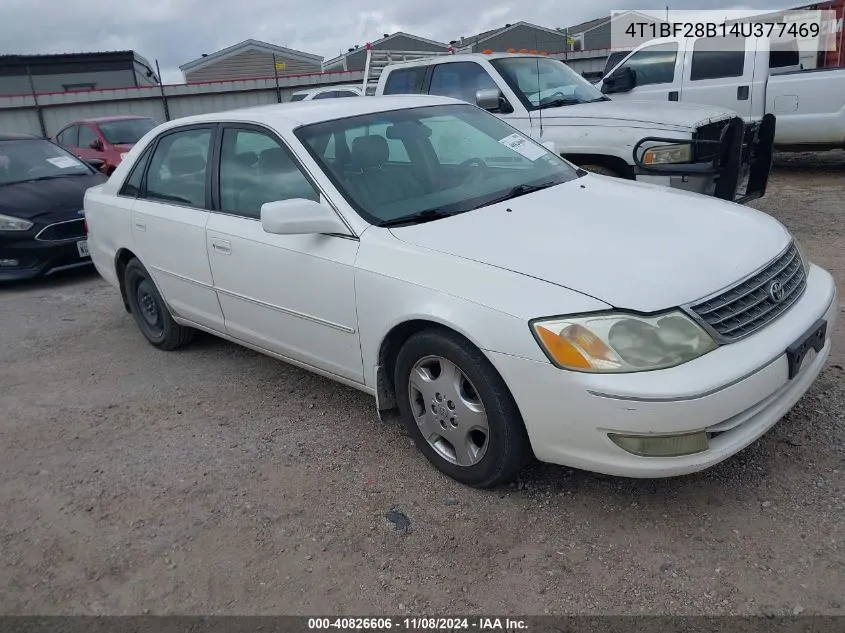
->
[382,67,427,95]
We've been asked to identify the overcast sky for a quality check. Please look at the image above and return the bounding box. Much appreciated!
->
[2,0,800,83]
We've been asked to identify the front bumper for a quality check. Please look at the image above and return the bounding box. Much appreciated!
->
[0,228,92,281]
[487,264,836,478]
[633,114,776,205]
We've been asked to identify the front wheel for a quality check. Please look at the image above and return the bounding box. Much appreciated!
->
[123,258,194,350]
[394,328,532,488]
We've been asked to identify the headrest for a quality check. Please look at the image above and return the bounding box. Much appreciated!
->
[168,154,205,176]
[351,135,389,169]
[258,147,290,172]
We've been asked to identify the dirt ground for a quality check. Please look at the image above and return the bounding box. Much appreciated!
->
[1,152,844,616]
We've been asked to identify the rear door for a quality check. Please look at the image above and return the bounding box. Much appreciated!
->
[56,125,80,157]
[129,124,224,330]
[680,36,760,121]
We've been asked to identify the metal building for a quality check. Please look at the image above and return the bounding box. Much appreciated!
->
[0,51,160,97]
[180,40,323,83]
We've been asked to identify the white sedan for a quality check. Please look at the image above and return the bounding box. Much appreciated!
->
[84,95,837,488]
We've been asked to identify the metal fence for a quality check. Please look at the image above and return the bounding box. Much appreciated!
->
[0,69,365,137]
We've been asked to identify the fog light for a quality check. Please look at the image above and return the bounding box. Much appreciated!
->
[609,431,708,457]
[0,258,20,267]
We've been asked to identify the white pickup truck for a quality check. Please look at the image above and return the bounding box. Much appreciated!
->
[373,52,776,203]
[599,36,845,151]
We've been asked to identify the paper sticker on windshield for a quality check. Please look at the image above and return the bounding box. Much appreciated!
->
[498,133,547,161]
[47,156,80,169]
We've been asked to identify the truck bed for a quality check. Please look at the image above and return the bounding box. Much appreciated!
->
[766,66,845,150]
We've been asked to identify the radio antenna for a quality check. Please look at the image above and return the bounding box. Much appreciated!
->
[535,30,543,137]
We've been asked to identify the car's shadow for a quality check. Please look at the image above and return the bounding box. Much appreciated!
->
[0,265,99,293]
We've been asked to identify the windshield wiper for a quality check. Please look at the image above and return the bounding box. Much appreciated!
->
[379,208,455,228]
[25,173,85,183]
[485,181,560,206]
[537,97,582,109]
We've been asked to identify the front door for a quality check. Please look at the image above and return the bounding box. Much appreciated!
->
[206,124,363,382]
[605,41,684,102]
[129,124,224,330]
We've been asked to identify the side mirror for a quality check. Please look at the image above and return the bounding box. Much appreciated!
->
[90,138,104,151]
[87,158,106,172]
[260,198,349,236]
[475,88,513,114]
[601,66,636,94]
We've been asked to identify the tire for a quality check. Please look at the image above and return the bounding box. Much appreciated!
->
[580,164,621,177]
[123,258,194,350]
[394,328,532,488]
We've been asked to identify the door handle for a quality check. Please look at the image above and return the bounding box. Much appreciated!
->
[212,239,231,255]
[134,220,146,231]
[668,91,679,101]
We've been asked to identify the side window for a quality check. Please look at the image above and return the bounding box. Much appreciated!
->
[334,90,359,98]
[219,128,318,219]
[289,93,307,102]
[382,67,426,95]
[620,43,678,86]
[312,91,338,99]
[58,126,78,147]
[690,37,746,80]
[428,62,498,106]
[144,128,212,208]
[119,147,153,198]
[78,125,99,149]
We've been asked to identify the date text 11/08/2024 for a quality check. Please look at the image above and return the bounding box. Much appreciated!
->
[307,617,528,630]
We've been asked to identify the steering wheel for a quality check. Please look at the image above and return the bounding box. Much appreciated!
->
[458,157,489,185]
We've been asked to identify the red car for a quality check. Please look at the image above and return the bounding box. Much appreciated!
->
[53,116,159,175]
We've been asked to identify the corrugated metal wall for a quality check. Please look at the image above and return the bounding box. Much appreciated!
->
[184,49,322,83]
[0,70,364,137]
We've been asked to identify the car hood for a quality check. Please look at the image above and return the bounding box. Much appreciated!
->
[538,99,737,131]
[0,172,106,224]
[388,175,790,312]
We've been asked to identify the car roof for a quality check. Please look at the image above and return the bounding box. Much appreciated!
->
[152,94,463,131]
[0,132,41,141]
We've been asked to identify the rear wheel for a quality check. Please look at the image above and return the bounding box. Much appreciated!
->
[394,328,532,488]
[123,258,194,350]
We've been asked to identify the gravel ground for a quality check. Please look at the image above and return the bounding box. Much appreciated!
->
[1,152,844,616]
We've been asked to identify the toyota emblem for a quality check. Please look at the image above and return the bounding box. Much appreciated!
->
[769,280,785,303]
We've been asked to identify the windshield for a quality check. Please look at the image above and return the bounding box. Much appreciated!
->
[295,104,579,226]
[290,93,307,102]
[491,57,606,109]
[0,139,91,186]
[98,118,157,145]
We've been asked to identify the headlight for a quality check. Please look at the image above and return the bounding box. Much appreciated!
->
[794,237,811,276]
[642,143,692,165]
[0,214,33,231]
[531,311,717,373]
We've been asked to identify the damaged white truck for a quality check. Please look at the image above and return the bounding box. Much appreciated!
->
[367,51,776,204]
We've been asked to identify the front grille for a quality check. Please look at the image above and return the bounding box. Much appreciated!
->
[35,219,85,242]
[694,119,730,161]
[688,243,806,343]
